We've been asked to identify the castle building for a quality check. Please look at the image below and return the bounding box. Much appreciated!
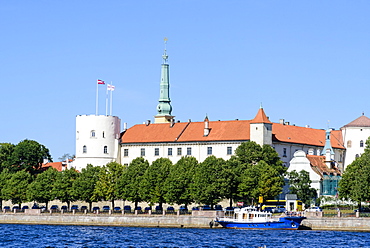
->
[73,115,121,172]
[73,45,370,192]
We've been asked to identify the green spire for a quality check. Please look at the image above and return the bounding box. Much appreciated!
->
[156,38,172,117]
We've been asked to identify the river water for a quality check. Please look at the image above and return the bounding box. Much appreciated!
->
[0,224,369,247]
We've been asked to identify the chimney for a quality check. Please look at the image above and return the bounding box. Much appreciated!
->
[170,118,175,128]
[204,116,210,136]
[279,119,285,125]
[145,120,151,126]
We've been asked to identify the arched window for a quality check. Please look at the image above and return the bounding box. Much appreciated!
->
[102,131,105,138]
[104,146,108,154]
[83,145,87,153]
[355,154,359,158]
[91,130,96,137]
[360,140,364,147]
[347,140,352,148]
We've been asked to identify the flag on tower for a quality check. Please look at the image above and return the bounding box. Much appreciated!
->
[107,84,115,91]
[97,79,105,85]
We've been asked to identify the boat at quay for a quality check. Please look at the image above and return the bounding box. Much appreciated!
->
[215,206,306,229]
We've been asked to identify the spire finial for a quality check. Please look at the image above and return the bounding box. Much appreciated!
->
[260,102,263,109]
[363,111,365,116]
[162,37,168,63]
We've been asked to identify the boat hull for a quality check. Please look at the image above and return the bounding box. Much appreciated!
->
[216,216,306,230]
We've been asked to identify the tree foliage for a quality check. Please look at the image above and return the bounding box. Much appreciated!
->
[238,161,284,204]
[191,156,227,207]
[164,156,198,206]
[10,140,52,175]
[0,143,15,172]
[0,169,12,209]
[72,164,101,211]
[27,167,59,208]
[53,168,79,209]
[117,157,148,208]
[287,170,317,207]
[339,148,370,207]
[231,142,286,204]
[140,158,173,207]
[2,170,33,207]
[93,162,125,208]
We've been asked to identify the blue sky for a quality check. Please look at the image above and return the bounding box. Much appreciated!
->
[1,1,370,160]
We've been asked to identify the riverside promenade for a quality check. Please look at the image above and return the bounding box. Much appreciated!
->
[1,209,370,231]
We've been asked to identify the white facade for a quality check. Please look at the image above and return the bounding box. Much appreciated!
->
[287,150,322,195]
[73,115,121,171]
[342,126,370,169]
[272,142,344,170]
[121,141,242,165]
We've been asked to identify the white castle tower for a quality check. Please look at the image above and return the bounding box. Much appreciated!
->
[73,115,121,171]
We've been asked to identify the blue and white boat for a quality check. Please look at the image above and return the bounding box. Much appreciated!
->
[215,206,305,230]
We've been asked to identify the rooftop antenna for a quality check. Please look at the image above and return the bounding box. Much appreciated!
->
[162,37,168,64]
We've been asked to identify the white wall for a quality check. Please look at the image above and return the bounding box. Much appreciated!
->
[288,150,322,196]
[342,126,370,170]
[73,115,121,171]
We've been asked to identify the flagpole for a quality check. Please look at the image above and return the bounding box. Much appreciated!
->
[110,82,113,116]
[105,83,108,116]
[96,79,98,115]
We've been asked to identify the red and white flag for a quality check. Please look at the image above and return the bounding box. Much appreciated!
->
[97,79,105,85]
[107,84,115,91]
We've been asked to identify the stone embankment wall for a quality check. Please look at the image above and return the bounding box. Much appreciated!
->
[1,210,370,231]
[0,211,219,228]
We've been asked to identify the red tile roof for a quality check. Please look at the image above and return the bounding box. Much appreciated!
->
[307,155,341,177]
[343,115,370,127]
[41,162,63,172]
[250,108,272,124]
[272,124,344,149]
[121,119,345,149]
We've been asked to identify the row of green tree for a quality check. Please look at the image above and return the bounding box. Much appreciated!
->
[0,142,292,210]
[339,138,370,208]
[0,139,52,175]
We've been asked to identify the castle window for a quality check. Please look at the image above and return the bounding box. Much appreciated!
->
[91,130,96,137]
[283,148,287,157]
[355,154,359,158]
[103,146,108,154]
[227,147,232,155]
[347,140,352,148]
[308,148,314,155]
[360,140,364,147]
[124,149,128,157]
[155,148,159,156]
[168,148,172,156]
[83,145,87,153]
[207,147,212,155]
[102,131,105,138]
[187,147,192,156]
[177,148,182,156]
[141,148,145,157]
